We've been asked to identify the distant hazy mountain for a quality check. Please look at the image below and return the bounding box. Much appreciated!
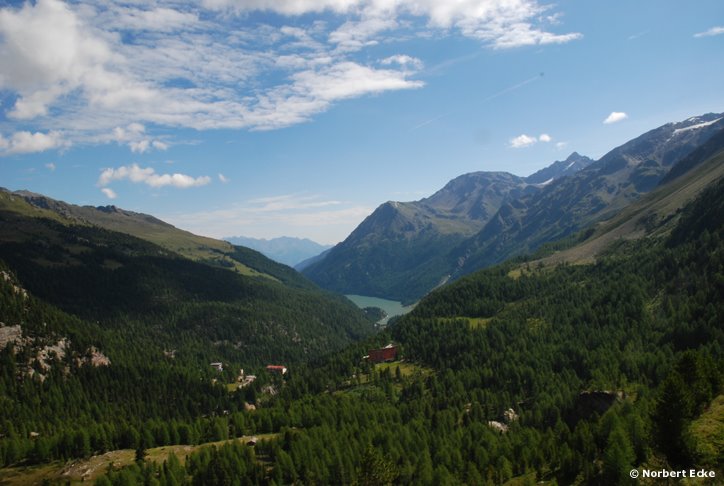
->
[224,235,332,267]
[303,113,724,303]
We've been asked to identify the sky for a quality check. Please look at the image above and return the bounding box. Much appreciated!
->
[1,0,723,245]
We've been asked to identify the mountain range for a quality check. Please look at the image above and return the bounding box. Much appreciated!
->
[1,111,722,484]
[303,113,724,303]
[223,235,332,267]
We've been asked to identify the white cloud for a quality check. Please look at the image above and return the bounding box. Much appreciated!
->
[247,193,343,212]
[218,173,229,183]
[201,0,359,16]
[45,162,56,171]
[603,111,628,124]
[97,164,211,189]
[130,140,151,153]
[0,130,69,155]
[152,140,169,151]
[203,0,582,50]
[101,6,200,32]
[555,141,568,150]
[381,54,423,70]
[510,132,552,148]
[694,26,724,38]
[0,0,120,120]
[108,123,168,153]
[244,61,424,130]
[510,134,537,148]
[101,187,117,199]
[0,0,580,146]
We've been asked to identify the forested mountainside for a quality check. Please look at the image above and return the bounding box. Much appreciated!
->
[0,191,376,473]
[304,113,724,303]
[0,191,374,367]
[65,162,723,486]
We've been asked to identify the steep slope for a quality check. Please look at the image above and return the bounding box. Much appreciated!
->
[534,130,724,266]
[453,113,724,277]
[524,152,594,184]
[303,170,555,302]
[305,113,722,304]
[0,193,374,367]
[224,235,332,267]
[0,189,312,290]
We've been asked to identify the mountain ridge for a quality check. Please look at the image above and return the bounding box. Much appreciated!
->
[304,113,724,303]
[224,235,332,267]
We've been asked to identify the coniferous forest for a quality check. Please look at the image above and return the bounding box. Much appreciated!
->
[1,172,722,484]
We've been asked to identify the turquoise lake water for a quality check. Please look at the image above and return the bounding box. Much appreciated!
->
[345,294,416,325]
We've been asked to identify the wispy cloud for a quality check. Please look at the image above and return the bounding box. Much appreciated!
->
[694,26,724,38]
[218,173,229,183]
[97,164,211,189]
[101,187,117,199]
[45,162,56,171]
[162,193,374,244]
[410,73,544,132]
[0,0,580,151]
[627,30,649,41]
[603,111,628,124]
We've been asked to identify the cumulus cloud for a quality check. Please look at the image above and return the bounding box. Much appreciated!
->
[109,123,169,153]
[0,0,127,120]
[0,130,69,155]
[604,111,628,124]
[97,164,211,189]
[101,187,117,199]
[510,134,537,148]
[694,26,724,38]
[510,133,552,148]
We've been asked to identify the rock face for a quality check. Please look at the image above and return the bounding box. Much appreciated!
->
[0,324,23,351]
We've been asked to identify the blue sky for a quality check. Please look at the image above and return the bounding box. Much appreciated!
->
[1,0,722,244]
